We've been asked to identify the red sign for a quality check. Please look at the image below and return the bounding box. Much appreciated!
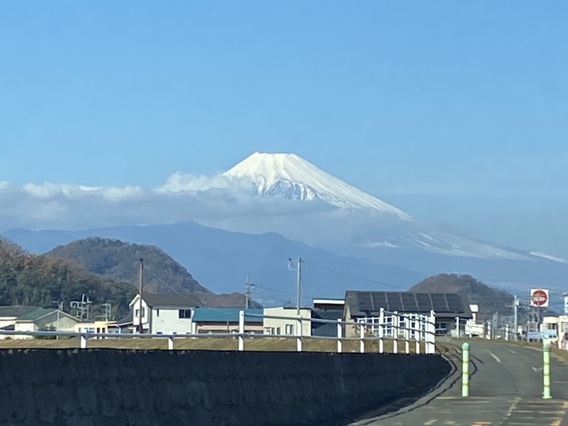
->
[530,289,549,307]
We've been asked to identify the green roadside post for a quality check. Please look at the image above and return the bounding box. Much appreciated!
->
[543,343,552,399]
[462,342,470,397]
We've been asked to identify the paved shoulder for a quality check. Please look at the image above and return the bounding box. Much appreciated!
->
[351,341,568,426]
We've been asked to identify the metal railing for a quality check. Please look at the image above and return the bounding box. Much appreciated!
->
[0,309,437,354]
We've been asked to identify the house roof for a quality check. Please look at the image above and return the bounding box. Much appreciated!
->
[16,308,56,322]
[0,306,39,318]
[192,308,263,323]
[138,293,201,308]
[345,291,472,318]
[116,312,133,326]
[16,308,80,323]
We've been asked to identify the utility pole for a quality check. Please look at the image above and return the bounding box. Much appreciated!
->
[244,275,255,309]
[138,258,144,334]
[288,257,303,315]
[513,294,518,341]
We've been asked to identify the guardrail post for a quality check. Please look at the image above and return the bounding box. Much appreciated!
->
[415,315,421,354]
[404,315,410,354]
[359,323,365,353]
[337,319,343,353]
[505,324,509,341]
[80,334,88,349]
[168,336,174,351]
[455,316,460,338]
[428,310,436,354]
[296,317,303,352]
[543,343,552,399]
[393,312,399,354]
[462,342,470,397]
[379,308,384,354]
[238,310,245,351]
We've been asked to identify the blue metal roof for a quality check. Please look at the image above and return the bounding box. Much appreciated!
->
[191,308,263,323]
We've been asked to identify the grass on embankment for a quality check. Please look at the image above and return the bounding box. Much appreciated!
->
[0,336,433,353]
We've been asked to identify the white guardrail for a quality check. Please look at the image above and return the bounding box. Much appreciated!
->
[0,308,437,354]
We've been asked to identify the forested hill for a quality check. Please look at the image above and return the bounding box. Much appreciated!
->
[44,237,263,309]
[45,237,211,295]
[409,273,513,321]
[0,239,135,317]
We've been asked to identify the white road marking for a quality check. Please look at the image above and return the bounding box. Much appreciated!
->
[532,366,542,372]
[504,348,518,354]
[487,351,501,363]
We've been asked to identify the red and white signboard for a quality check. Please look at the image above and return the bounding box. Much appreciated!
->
[530,289,549,307]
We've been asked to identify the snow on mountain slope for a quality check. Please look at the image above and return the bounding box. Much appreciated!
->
[220,153,568,263]
[363,231,535,261]
[224,152,412,220]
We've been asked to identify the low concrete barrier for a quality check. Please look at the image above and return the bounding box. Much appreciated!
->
[0,350,450,425]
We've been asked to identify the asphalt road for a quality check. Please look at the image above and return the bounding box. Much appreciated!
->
[350,339,568,426]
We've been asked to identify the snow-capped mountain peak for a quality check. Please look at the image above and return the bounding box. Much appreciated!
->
[224,152,412,220]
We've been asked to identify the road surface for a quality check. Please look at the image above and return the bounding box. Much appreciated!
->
[351,340,568,426]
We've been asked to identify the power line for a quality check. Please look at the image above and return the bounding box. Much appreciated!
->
[143,264,203,306]
[302,260,408,290]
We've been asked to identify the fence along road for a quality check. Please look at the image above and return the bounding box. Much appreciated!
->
[351,339,568,426]
[0,308,437,353]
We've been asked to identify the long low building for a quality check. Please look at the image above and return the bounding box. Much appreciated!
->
[344,291,472,337]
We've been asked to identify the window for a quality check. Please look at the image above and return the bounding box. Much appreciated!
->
[135,308,145,318]
[285,324,294,335]
[156,309,160,317]
[179,309,192,319]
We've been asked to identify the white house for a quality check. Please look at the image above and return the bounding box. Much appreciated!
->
[263,307,312,336]
[0,306,39,338]
[74,320,121,336]
[129,293,201,335]
[14,308,80,339]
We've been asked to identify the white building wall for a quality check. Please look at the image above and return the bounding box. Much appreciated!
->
[39,314,78,332]
[263,307,311,337]
[14,322,37,339]
[0,318,17,329]
[131,297,149,329]
[0,317,18,339]
[149,308,193,335]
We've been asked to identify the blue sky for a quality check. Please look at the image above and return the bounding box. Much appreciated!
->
[1,2,567,255]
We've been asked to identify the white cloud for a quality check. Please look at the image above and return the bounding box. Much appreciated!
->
[0,174,334,232]
[158,172,229,193]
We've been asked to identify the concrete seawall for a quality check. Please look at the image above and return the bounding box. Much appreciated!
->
[0,350,450,426]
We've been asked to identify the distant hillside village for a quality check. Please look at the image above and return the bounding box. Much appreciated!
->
[1,237,566,347]
[1,288,567,351]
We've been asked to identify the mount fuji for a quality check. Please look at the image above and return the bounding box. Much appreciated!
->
[223,152,411,220]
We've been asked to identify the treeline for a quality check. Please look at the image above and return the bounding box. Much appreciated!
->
[0,239,136,319]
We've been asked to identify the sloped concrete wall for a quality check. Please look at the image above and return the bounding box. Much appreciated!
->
[0,350,450,426]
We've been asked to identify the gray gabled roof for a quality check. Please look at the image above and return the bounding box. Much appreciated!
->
[0,306,39,319]
[345,291,472,318]
[17,308,79,323]
[142,293,201,308]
